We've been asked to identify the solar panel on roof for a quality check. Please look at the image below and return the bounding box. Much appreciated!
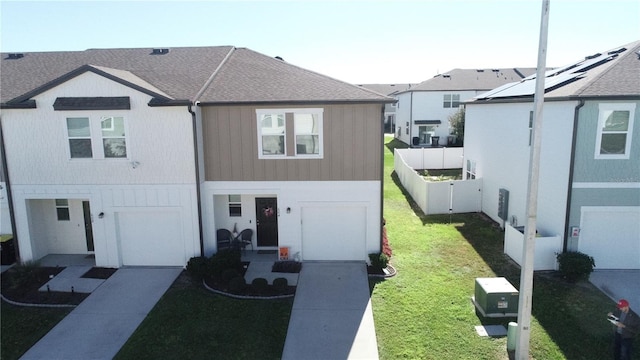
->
[476,71,586,99]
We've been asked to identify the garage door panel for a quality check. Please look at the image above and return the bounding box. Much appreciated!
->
[302,206,366,261]
[579,207,640,269]
[117,211,184,266]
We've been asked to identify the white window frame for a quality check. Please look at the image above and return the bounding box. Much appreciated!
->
[594,103,635,160]
[466,159,477,180]
[294,112,323,158]
[64,114,129,160]
[443,94,461,108]
[55,199,70,221]
[256,108,323,159]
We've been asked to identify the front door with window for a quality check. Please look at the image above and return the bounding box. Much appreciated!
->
[82,201,94,251]
[255,198,278,247]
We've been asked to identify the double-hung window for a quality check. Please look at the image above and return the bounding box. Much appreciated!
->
[443,94,460,108]
[257,108,323,159]
[65,116,128,159]
[595,103,635,159]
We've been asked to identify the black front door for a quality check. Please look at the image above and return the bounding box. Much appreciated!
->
[82,201,94,251]
[255,197,278,247]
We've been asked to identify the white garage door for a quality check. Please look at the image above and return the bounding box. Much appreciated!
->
[301,206,366,261]
[117,211,185,266]
[578,207,640,269]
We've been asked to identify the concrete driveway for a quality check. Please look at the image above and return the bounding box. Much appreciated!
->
[282,262,378,360]
[20,267,181,360]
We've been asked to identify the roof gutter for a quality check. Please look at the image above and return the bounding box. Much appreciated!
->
[562,99,585,252]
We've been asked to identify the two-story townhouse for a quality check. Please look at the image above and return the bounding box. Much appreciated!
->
[464,40,640,270]
[0,47,392,267]
[395,68,536,147]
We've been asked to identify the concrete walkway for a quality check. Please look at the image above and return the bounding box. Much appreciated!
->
[282,262,379,360]
[20,267,181,360]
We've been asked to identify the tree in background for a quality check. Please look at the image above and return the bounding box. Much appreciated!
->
[448,106,465,146]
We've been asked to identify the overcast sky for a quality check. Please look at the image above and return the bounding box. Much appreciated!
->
[1,0,638,84]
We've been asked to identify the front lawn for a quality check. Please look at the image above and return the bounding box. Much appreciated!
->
[373,137,625,359]
[114,274,292,360]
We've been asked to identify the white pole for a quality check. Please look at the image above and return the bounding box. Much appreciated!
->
[515,0,550,359]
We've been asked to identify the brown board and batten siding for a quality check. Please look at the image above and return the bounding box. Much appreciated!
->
[202,103,383,182]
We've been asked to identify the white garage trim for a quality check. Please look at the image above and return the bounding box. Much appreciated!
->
[578,206,640,270]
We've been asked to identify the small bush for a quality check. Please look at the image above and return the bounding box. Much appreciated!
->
[221,268,241,286]
[272,261,302,273]
[8,261,41,289]
[369,253,389,272]
[556,251,595,282]
[228,276,247,294]
[272,277,288,293]
[208,249,242,277]
[251,278,269,295]
[186,256,208,280]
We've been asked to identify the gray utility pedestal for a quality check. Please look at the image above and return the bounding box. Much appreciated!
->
[471,277,519,318]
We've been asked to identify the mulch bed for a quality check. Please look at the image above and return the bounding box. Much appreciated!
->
[1,267,88,305]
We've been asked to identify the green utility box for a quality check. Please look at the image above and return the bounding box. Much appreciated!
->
[472,277,518,318]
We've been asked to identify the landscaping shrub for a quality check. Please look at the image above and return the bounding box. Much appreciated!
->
[228,276,247,295]
[272,261,302,273]
[251,278,269,295]
[220,268,241,286]
[556,251,595,282]
[208,249,242,278]
[272,277,288,293]
[186,256,208,280]
[382,219,392,258]
[8,261,41,289]
[369,253,389,272]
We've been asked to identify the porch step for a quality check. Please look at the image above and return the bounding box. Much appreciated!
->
[39,266,106,293]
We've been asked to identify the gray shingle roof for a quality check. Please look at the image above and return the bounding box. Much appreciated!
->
[397,68,537,93]
[1,46,392,106]
[472,40,640,102]
[357,84,416,96]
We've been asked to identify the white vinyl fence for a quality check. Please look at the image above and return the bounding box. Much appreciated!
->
[394,148,482,215]
[503,224,562,271]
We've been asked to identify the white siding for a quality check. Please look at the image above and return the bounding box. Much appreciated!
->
[1,72,195,186]
[464,101,576,236]
[0,182,10,234]
[203,181,381,260]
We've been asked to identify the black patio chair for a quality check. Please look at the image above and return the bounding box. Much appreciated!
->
[237,229,254,252]
[216,229,234,250]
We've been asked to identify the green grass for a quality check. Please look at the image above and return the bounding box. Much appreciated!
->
[114,280,292,360]
[373,136,630,359]
[0,301,72,360]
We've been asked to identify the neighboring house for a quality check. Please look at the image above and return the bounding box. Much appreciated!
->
[464,40,640,270]
[0,47,392,267]
[395,68,536,147]
[358,84,413,133]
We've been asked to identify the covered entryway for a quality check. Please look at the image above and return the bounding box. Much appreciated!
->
[301,205,366,261]
[578,206,640,269]
[116,210,185,266]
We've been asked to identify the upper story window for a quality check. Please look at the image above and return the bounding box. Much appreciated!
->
[257,108,323,159]
[443,94,460,108]
[595,103,635,159]
[66,116,128,159]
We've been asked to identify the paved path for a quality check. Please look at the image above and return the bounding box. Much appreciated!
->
[20,267,181,360]
[282,262,379,360]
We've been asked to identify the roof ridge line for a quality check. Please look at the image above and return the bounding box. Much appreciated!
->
[573,43,637,97]
[192,46,236,103]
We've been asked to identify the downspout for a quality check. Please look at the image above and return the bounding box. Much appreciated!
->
[189,46,236,256]
[0,119,19,262]
[188,104,205,256]
[562,99,585,252]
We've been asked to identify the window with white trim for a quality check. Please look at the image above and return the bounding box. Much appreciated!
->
[443,94,461,108]
[228,195,242,217]
[257,108,323,159]
[595,103,635,159]
[55,199,70,221]
[65,116,128,159]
